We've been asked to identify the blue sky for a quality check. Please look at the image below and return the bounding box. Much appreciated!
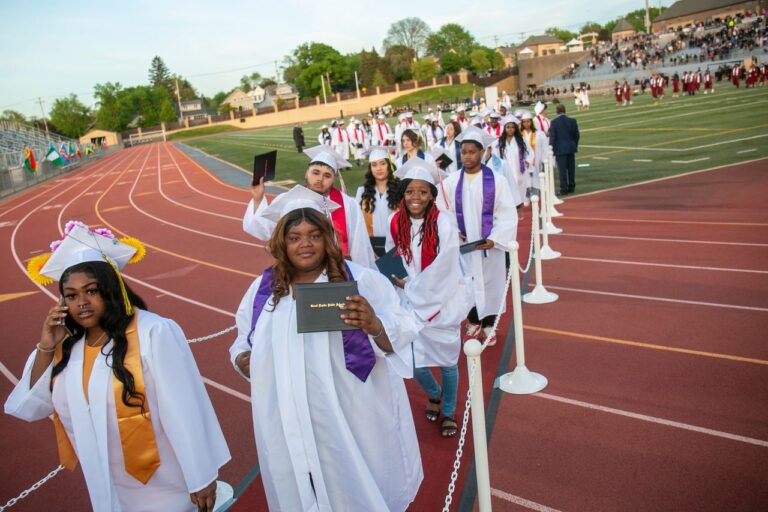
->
[0,0,669,117]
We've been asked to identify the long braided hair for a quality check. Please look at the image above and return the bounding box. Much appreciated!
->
[52,261,149,413]
[394,179,440,266]
[360,158,400,213]
[498,121,527,160]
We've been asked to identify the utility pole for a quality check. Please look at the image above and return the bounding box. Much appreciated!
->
[326,73,332,95]
[274,60,280,83]
[493,35,499,48]
[645,0,652,33]
[320,74,328,104]
[175,78,183,123]
[37,97,49,137]
[354,71,361,101]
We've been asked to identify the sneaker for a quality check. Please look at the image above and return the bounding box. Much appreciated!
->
[465,323,482,340]
[483,327,497,346]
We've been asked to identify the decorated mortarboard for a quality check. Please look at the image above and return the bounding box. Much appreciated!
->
[456,125,496,149]
[261,185,341,223]
[303,144,352,173]
[27,221,146,314]
[534,101,547,115]
[364,145,393,163]
[393,157,445,186]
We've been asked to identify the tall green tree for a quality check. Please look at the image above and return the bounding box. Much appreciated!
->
[49,94,91,138]
[359,48,390,88]
[426,23,478,57]
[624,7,666,32]
[171,74,198,101]
[0,109,27,123]
[439,52,465,74]
[544,27,576,43]
[383,45,415,83]
[240,72,262,92]
[580,21,603,34]
[283,42,352,98]
[469,49,491,74]
[148,56,171,90]
[383,17,431,58]
[412,58,438,80]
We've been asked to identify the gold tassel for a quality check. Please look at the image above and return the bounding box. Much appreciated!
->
[103,254,133,316]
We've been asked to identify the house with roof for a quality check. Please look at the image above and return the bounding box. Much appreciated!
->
[178,99,210,121]
[516,35,564,58]
[251,83,298,109]
[653,0,759,31]
[495,46,517,68]
[221,88,253,112]
[612,19,638,42]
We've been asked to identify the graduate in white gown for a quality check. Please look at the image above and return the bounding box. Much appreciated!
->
[331,120,351,160]
[533,101,551,191]
[385,158,471,438]
[519,111,538,207]
[439,126,519,345]
[244,145,376,269]
[396,129,435,169]
[230,187,422,511]
[491,115,531,217]
[355,146,401,253]
[5,223,230,512]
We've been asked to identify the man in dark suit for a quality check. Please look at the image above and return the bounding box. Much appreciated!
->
[292,123,305,153]
[548,104,580,194]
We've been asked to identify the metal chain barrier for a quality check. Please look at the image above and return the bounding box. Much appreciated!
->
[0,325,237,509]
[443,249,516,511]
[517,215,536,275]
[0,466,65,511]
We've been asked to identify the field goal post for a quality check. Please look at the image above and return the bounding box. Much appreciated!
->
[127,127,166,147]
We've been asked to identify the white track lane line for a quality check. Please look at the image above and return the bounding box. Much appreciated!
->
[559,255,768,275]
[535,284,768,312]
[490,488,562,512]
[126,145,263,248]
[0,361,19,386]
[558,232,768,248]
[534,393,768,448]
[166,144,253,204]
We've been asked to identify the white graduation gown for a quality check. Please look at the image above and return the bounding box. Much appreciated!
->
[331,128,350,159]
[439,169,518,319]
[491,138,533,205]
[371,122,392,146]
[243,193,377,269]
[533,115,551,190]
[355,186,395,238]
[4,311,231,512]
[385,213,471,368]
[229,262,422,512]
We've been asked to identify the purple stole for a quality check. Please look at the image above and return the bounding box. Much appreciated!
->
[247,264,376,382]
[455,164,495,240]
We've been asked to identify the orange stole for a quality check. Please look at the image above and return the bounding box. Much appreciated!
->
[52,312,160,484]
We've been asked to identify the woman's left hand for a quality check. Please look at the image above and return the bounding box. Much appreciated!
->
[190,480,217,512]
[340,295,383,336]
[391,275,406,289]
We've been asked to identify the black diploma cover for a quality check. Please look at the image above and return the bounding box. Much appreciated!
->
[375,248,408,284]
[295,281,359,333]
[460,239,488,254]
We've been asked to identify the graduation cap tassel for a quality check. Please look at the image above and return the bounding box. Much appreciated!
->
[104,254,134,316]
[337,169,348,195]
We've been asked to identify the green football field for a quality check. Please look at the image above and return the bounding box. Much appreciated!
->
[183,85,768,194]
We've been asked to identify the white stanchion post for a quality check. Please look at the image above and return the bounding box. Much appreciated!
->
[540,171,562,235]
[499,241,548,394]
[547,157,563,217]
[539,171,561,261]
[523,196,558,304]
[548,149,564,206]
[463,339,492,512]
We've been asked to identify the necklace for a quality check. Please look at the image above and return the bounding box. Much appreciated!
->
[86,332,108,347]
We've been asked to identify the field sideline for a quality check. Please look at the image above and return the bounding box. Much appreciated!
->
[182,86,768,194]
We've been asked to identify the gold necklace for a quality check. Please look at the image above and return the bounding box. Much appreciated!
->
[86,332,108,347]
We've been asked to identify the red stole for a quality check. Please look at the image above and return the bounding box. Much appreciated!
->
[328,187,349,256]
[389,211,437,270]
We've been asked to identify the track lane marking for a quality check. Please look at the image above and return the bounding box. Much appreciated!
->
[490,488,561,512]
[558,232,768,248]
[524,325,768,366]
[533,393,768,448]
[559,255,768,275]
[559,216,768,227]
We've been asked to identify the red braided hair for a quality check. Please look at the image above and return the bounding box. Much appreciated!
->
[394,197,439,266]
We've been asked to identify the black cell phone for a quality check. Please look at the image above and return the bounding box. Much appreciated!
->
[58,296,75,338]
[252,150,277,185]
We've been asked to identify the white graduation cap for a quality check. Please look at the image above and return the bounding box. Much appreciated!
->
[393,157,444,186]
[365,145,392,163]
[456,125,496,149]
[261,185,341,223]
[456,105,467,113]
[338,119,346,125]
[470,117,483,127]
[478,107,491,118]
[320,124,328,130]
[489,111,502,119]
[376,113,386,119]
[398,113,406,122]
[404,111,414,118]
[423,114,433,122]
[449,114,458,121]
[520,111,533,121]
[513,109,527,118]
[303,145,352,173]
[502,115,521,126]
[39,224,138,282]
[534,101,547,115]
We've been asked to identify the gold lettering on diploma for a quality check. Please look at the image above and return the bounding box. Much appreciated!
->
[310,302,345,309]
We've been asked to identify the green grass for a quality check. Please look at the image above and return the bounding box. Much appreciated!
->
[388,84,483,107]
[166,124,242,141]
[184,86,768,195]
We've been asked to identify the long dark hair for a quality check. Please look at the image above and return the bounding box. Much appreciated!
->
[52,261,149,413]
[360,158,400,213]
[267,208,348,308]
[498,122,527,160]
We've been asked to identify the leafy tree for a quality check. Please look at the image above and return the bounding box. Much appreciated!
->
[383,17,431,58]
[412,58,438,80]
[624,7,666,32]
[603,20,618,34]
[158,99,177,123]
[259,78,277,88]
[598,28,612,41]
[94,82,130,131]
[544,27,576,43]
[426,23,477,57]
[383,45,415,83]
[469,49,491,74]
[359,48,391,88]
[171,74,198,101]
[439,52,465,74]
[240,72,262,92]
[487,49,506,71]
[580,21,603,34]
[283,42,352,98]
[49,94,91,138]
[1,109,27,123]
[371,69,388,88]
[206,91,229,112]
[148,56,171,90]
